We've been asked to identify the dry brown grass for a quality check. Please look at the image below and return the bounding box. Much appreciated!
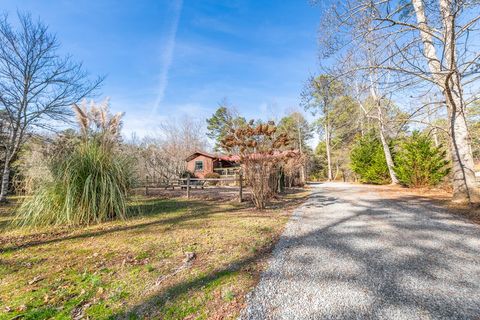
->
[133,186,250,203]
[359,184,480,223]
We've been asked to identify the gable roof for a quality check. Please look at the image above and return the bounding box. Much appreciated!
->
[185,151,241,163]
[185,151,217,162]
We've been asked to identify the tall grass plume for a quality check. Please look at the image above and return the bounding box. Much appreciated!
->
[15,99,133,226]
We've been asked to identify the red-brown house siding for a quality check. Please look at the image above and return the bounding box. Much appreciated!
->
[186,155,214,178]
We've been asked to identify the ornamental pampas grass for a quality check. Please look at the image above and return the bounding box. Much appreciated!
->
[16,99,133,226]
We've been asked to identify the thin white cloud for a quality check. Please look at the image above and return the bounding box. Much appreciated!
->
[123,113,170,138]
[122,102,207,138]
[152,0,183,114]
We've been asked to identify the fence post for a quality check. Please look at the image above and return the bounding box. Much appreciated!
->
[186,176,191,199]
[238,173,243,203]
[145,176,149,196]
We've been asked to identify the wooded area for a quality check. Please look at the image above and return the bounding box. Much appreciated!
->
[310,0,480,204]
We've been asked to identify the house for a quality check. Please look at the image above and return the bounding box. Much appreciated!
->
[185,151,240,178]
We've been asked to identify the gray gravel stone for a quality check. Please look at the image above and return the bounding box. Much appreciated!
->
[240,183,480,320]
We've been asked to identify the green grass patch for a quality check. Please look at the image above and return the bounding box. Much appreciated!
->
[0,191,306,319]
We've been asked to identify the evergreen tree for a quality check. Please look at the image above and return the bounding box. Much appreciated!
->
[350,132,391,184]
[277,112,313,152]
[206,100,246,152]
[311,141,329,180]
[394,131,450,187]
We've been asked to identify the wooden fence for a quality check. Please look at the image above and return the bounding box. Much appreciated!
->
[144,174,244,203]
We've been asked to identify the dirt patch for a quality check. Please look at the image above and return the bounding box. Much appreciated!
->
[355,183,480,224]
[133,186,251,203]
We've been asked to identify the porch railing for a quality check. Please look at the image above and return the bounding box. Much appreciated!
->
[213,167,239,176]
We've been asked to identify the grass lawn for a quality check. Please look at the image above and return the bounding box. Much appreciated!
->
[0,190,308,319]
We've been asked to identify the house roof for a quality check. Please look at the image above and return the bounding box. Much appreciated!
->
[185,150,298,163]
[185,150,240,162]
[185,151,217,162]
[218,154,240,161]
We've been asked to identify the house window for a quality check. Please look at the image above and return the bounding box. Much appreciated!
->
[194,160,203,171]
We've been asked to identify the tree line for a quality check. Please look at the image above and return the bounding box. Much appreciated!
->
[2,0,480,227]
[204,96,455,190]
[307,0,480,204]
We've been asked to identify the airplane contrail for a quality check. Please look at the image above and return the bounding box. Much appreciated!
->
[152,0,183,114]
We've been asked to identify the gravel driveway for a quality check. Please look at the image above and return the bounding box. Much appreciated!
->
[240,183,480,320]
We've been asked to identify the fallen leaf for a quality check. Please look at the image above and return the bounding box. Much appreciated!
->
[17,304,27,312]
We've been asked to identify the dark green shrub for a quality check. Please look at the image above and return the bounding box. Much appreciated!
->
[180,171,196,178]
[350,133,391,184]
[394,131,449,187]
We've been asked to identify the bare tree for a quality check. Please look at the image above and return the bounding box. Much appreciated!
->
[278,111,313,184]
[318,0,480,203]
[302,75,344,181]
[0,13,102,201]
[350,65,400,184]
[132,117,208,184]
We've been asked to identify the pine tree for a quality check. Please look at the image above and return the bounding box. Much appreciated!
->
[350,132,391,184]
[394,131,450,187]
[206,100,246,152]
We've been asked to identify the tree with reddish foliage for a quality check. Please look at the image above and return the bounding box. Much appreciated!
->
[221,120,295,209]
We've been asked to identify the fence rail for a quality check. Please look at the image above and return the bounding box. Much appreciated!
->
[143,175,244,203]
[178,178,238,182]
[213,168,240,176]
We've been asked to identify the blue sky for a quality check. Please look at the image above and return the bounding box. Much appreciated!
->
[3,1,322,140]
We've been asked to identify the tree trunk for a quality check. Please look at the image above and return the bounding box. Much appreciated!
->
[0,129,25,202]
[432,126,440,147]
[367,59,398,185]
[0,161,11,202]
[446,81,479,203]
[325,124,333,181]
[427,99,440,147]
[412,0,479,203]
[299,166,305,185]
[375,98,399,185]
[334,161,339,181]
[277,169,285,193]
[296,117,306,185]
[378,125,399,185]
